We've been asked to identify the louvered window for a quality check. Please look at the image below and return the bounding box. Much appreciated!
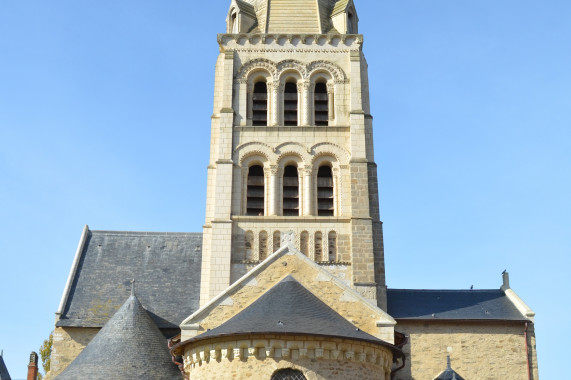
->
[283,82,298,126]
[252,82,268,126]
[247,165,264,216]
[317,166,334,216]
[314,82,328,126]
[282,165,299,216]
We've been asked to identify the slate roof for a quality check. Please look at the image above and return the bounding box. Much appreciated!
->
[434,357,466,380]
[387,289,527,321]
[55,294,181,380]
[57,229,202,329]
[192,276,391,346]
[0,351,11,380]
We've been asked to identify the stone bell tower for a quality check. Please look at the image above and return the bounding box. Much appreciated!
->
[199,0,387,310]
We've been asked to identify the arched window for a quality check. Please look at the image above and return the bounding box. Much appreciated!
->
[230,11,238,33]
[273,231,281,253]
[300,231,309,256]
[259,231,268,260]
[271,368,307,380]
[283,82,298,126]
[314,232,323,261]
[282,165,299,216]
[328,231,337,261]
[347,12,356,34]
[252,81,268,126]
[314,82,328,126]
[317,165,334,216]
[247,165,264,216]
[245,231,254,261]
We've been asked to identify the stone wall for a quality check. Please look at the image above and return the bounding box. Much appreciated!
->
[183,335,393,380]
[46,326,98,379]
[393,320,539,380]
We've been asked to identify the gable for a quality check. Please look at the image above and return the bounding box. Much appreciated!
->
[181,244,395,344]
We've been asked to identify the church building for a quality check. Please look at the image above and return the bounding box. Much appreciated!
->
[46,1,539,379]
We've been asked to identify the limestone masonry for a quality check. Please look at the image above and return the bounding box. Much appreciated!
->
[47,1,539,379]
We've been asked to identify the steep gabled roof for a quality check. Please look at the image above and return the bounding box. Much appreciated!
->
[193,275,386,345]
[434,357,466,380]
[0,351,11,380]
[55,294,181,380]
[331,0,354,17]
[56,227,202,329]
[387,289,528,321]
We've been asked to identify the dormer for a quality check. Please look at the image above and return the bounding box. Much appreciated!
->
[226,0,257,34]
[331,0,359,34]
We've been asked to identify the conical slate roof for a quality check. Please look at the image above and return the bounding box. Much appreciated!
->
[0,351,11,380]
[434,357,466,380]
[55,294,181,380]
[195,275,387,345]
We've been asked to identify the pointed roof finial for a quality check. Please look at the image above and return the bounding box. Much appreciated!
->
[447,355,451,369]
[130,279,136,296]
[1,349,3,356]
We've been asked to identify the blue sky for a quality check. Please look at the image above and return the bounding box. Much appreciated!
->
[1,1,569,378]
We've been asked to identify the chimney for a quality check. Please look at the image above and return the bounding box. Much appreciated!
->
[27,352,39,380]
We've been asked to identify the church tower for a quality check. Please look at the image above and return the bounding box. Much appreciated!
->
[199,0,387,310]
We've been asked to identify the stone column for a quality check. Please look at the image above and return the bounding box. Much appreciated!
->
[246,82,253,126]
[303,165,313,216]
[268,165,278,215]
[327,81,335,122]
[333,167,340,216]
[269,81,280,126]
[300,80,311,126]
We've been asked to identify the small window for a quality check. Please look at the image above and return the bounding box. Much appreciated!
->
[328,231,337,261]
[230,12,238,33]
[314,82,328,126]
[271,369,307,380]
[282,165,299,216]
[300,231,309,256]
[259,231,268,260]
[273,231,281,253]
[317,166,334,216]
[253,81,268,126]
[347,12,355,34]
[283,82,298,126]
[314,232,323,261]
[245,231,254,261]
[247,165,264,216]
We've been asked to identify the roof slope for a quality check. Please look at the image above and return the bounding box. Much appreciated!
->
[55,294,181,380]
[57,229,202,329]
[0,352,11,380]
[194,275,386,344]
[387,289,527,321]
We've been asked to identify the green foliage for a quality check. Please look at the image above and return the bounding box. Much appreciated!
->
[38,332,53,380]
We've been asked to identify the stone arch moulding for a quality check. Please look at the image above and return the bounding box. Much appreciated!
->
[275,142,312,165]
[307,61,347,83]
[235,141,275,165]
[310,142,350,166]
[235,58,278,81]
[276,59,307,81]
[236,58,347,83]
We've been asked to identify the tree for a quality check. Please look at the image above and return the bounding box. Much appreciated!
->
[38,332,53,380]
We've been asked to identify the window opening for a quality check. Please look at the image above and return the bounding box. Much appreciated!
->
[259,231,268,260]
[283,82,298,126]
[231,12,238,33]
[273,231,281,253]
[314,82,328,126]
[314,232,323,261]
[282,165,299,216]
[300,231,309,256]
[317,166,334,216]
[271,368,307,380]
[247,165,265,216]
[245,231,254,261]
[347,12,355,34]
[252,81,268,126]
[328,231,337,261]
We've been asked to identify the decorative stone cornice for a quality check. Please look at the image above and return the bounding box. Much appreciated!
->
[218,33,363,47]
[182,337,393,373]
